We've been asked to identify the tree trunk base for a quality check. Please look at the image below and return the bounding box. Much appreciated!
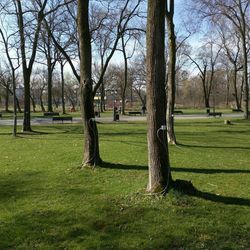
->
[82,157,103,168]
[146,178,197,196]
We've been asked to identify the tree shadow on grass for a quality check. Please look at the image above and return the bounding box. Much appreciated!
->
[0,132,13,135]
[178,143,250,150]
[101,162,147,171]
[101,162,250,174]
[173,167,250,174]
[172,179,250,207]
[15,126,84,137]
[0,171,43,202]
[101,162,250,207]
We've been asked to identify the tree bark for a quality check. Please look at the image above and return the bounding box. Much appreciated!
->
[47,60,53,112]
[146,0,171,194]
[241,35,249,119]
[60,60,66,114]
[78,0,101,167]
[121,36,128,115]
[166,0,177,145]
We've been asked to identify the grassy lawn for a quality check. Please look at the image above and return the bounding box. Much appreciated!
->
[0,118,249,249]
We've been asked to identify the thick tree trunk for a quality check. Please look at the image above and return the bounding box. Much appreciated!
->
[166,0,177,145]
[78,0,101,167]
[242,39,249,119]
[205,97,210,110]
[23,71,32,131]
[146,0,171,194]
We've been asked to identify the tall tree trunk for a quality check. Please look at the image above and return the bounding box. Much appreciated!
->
[12,71,17,137]
[121,36,128,115]
[100,57,105,113]
[100,82,105,112]
[202,78,210,111]
[47,63,53,112]
[60,61,66,114]
[232,65,241,109]
[242,37,249,119]
[23,71,32,131]
[78,0,101,167]
[166,0,177,145]
[146,0,171,194]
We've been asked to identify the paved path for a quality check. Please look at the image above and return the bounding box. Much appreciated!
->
[0,113,243,126]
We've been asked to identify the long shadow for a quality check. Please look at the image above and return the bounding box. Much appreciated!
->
[100,131,146,137]
[16,126,84,137]
[193,190,250,206]
[0,132,12,135]
[172,179,250,207]
[172,167,250,174]
[178,143,250,150]
[101,162,250,174]
[101,162,147,170]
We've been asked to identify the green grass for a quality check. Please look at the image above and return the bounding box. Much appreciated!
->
[0,118,250,249]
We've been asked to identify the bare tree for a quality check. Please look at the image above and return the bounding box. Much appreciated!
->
[15,0,48,131]
[218,23,243,110]
[78,0,101,166]
[146,0,171,194]
[38,17,59,112]
[193,0,249,118]
[186,38,221,111]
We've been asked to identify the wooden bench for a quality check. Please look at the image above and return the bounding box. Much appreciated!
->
[174,110,183,115]
[44,112,60,116]
[52,116,72,123]
[208,112,222,117]
[128,111,142,116]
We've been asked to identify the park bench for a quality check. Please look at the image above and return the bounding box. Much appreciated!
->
[44,112,60,116]
[174,110,183,115]
[128,111,142,116]
[232,108,243,112]
[208,112,222,117]
[52,116,72,123]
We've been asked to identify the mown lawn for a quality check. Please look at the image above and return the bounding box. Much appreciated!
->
[0,118,249,249]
